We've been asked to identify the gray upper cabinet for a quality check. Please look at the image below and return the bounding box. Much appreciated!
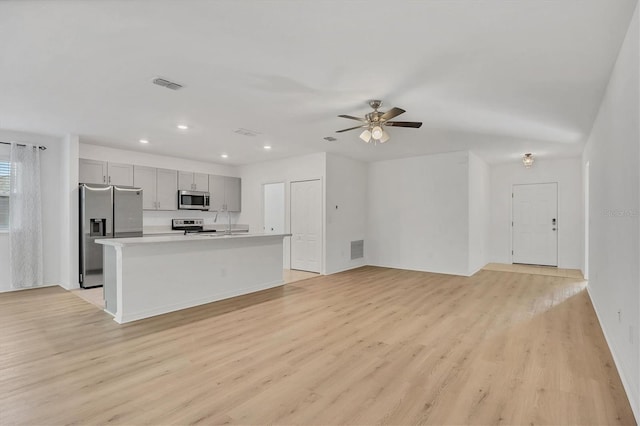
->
[79,159,134,186]
[208,175,225,212]
[82,159,232,213]
[194,173,208,192]
[156,168,178,210]
[178,171,194,191]
[107,162,134,186]
[178,171,209,192]
[225,177,241,212]
[133,166,157,210]
[134,166,178,211]
[209,175,241,212]
[79,159,107,184]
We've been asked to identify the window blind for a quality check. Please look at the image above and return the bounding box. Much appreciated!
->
[0,159,9,230]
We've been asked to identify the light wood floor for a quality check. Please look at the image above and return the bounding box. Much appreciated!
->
[283,268,319,284]
[0,266,634,425]
[483,262,584,279]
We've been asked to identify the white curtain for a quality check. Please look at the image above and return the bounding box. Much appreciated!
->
[9,143,43,289]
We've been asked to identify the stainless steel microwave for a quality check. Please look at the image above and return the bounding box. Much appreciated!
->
[178,190,210,210]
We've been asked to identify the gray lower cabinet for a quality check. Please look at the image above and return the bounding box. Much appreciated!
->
[134,166,178,210]
[209,175,241,212]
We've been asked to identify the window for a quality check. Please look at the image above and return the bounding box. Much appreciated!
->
[0,159,9,230]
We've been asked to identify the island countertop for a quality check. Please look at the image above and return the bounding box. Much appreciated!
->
[95,233,292,247]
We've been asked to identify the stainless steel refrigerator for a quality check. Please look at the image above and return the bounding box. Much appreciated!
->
[79,184,143,288]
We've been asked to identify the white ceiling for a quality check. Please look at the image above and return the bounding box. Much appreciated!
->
[0,0,636,165]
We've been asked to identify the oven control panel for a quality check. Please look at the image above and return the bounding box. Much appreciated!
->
[172,218,204,230]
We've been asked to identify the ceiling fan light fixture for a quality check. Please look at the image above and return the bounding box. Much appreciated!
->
[379,130,390,143]
[371,125,383,140]
[336,100,422,145]
[360,129,372,143]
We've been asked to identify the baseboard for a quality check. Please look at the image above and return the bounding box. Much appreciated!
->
[116,280,284,324]
[587,285,639,422]
[325,263,367,275]
[367,262,468,277]
[0,283,58,293]
[467,263,487,277]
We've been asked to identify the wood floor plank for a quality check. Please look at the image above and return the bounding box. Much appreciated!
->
[0,266,635,425]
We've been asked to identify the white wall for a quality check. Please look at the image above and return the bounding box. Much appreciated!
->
[60,134,79,290]
[582,4,639,419]
[488,157,583,269]
[367,151,470,276]
[325,153,368,275]
[468,152,490,275]
[238,152,326,271]
[0,130,68,292]
[79,143,241,228]
[263,183,285,233]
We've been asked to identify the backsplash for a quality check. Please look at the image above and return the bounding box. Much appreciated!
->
[143,210,241,228]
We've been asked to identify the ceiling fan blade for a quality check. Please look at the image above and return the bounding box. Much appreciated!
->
[380,107,406,121]
[338,114,367,122]
[336,124,368,133]
[385,121,423,128]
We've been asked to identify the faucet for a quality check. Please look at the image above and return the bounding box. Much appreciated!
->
[214,206,233,235]
[223,205,232,235]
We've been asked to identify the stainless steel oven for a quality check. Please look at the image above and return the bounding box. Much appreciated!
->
[178,190,210,210]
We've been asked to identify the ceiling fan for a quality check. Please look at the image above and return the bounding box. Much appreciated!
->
[336,100,422,144]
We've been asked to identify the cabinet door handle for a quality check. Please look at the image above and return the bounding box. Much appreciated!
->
[108,176,111,184]
[103,175,106,183]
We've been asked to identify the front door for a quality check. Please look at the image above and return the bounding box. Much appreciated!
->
[512,183,558,266]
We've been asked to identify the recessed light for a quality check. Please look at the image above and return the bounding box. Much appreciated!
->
[221,154,228,159]
[139,139,149,144]
[263,145,272,150]
[177,124,189,130]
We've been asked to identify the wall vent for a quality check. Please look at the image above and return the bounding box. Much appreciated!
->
[351,240,364,260]
[234,128,261,137]
[152,78,183,90]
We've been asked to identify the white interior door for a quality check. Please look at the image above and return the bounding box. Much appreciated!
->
[263,183,285,233]
[291,179,322,273]
[512,183,558,266]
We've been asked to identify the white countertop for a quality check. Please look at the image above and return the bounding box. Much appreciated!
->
[96,233,291,247]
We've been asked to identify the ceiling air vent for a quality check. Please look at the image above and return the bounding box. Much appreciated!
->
[152,78,183,90]
[234,128,260,137]
[324,136,337,142]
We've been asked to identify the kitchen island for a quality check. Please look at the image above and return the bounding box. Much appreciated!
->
[95,233,291,323]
